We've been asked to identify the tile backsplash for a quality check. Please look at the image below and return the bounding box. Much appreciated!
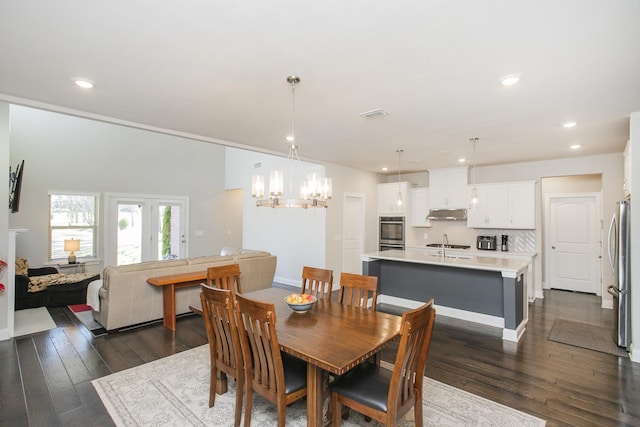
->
[406,221,536,253]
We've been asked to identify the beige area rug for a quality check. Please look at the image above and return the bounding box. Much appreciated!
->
[13,307,56,337]
[93,345,546,427]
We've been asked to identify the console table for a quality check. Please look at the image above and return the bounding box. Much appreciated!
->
[147,271,207,331]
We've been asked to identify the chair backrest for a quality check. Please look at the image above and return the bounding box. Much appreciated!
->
[301,266,334,300]
[200,284,242,375]
[337,272,378,310]
[207,264,243,295]
[387,299,436,419]
[234,293,285,403]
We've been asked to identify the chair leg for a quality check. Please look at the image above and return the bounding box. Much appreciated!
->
[209,370,216,408]
[243,388,253,427]
[234,377,243,427]
[414,391,423,427]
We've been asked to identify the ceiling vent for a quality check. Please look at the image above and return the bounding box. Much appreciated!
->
[360,108,389,118]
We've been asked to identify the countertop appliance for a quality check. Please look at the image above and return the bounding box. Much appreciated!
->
[379,216,405,251]
[477,235,497,250]
[607,199,631,350]
[501,235,509,251]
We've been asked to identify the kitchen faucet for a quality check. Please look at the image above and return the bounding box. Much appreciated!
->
[441,233,448,260]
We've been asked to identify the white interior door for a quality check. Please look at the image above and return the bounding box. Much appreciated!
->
[546,194,600,294]
[343,193,365,275]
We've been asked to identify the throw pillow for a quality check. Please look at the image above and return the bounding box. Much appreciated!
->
[220,246,241,256]
[15,257,29,276]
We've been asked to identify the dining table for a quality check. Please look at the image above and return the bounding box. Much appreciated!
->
[242,287,402,427]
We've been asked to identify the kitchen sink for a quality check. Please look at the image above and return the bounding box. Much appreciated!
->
[425,243,471,249]
[428,254,473,260]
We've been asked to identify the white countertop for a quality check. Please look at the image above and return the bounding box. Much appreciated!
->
[363,249,531,277]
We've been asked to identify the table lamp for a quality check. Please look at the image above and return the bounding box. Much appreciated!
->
[64,239,80,264]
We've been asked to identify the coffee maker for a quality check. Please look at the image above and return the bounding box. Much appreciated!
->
[501,235,509,251]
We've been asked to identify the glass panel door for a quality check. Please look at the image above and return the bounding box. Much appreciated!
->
[157,203,184,260]
[116,202,144,266]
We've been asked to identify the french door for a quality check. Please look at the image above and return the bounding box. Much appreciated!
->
[105,193,188,266]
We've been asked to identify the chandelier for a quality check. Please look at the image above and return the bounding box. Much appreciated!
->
[252,76,332,208]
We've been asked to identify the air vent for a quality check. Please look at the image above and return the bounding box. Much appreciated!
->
[254,162,262,169]
[359,108,389,118]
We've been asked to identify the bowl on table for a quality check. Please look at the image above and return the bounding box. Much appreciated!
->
[284,293,317,314]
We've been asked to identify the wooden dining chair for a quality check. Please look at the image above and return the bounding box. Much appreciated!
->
[301,266,334,300]
[338,272,378,310]
[329,299,436,427]
[234,293,307,427]
[199,284,244,427]
[207,264,243,295]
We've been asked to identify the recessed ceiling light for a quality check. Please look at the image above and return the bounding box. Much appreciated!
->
[563,121,577,128]
[500,74,521,86]
[458,157,466,163]
[570,144,581,150]
[72,78,95,89]
[382,167,388,171]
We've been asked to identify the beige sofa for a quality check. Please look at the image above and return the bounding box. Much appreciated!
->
[92,250,276,331]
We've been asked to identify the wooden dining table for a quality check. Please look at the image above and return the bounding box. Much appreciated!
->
[242,287,402,427]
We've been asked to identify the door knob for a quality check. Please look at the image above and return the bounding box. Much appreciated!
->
[552,246,556,249]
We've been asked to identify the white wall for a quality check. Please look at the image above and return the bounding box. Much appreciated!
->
[8,106,241,273]
[0,102,10,339]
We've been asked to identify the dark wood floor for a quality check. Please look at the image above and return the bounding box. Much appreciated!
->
[1,289,638,427]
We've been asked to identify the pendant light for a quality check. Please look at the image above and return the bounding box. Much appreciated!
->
[251,76,332,208]
[396,149,404,207]
[469,137,479,210]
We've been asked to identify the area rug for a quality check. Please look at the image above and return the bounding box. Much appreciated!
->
[93,345,546,427]
[68,305,107,337]
[548,319,628,357]
[13,307,56,337]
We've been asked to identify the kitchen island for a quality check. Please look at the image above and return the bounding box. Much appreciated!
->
[362,249,531,342]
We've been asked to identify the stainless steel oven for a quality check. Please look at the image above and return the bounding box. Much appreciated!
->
[379,216,405,251]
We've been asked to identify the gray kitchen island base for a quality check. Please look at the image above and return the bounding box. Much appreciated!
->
[363,255,528,342]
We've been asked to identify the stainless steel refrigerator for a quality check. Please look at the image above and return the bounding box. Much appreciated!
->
[607,199,631,350]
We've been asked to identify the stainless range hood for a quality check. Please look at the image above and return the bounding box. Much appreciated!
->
[426,208,467,221]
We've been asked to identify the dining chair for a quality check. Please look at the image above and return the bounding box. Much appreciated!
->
[329,299,436,427]
[338,272,378,310]
[200,284,244,427]
[207,263,243,295]
[234,293,308,427]
[301,266,334,300]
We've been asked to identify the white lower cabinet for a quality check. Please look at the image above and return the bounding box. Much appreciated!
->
[467,181,535,229]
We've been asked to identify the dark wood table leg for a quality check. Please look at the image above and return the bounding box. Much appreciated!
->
[307,363,324,427]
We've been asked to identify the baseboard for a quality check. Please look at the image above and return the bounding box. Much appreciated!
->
[0,327,9,341]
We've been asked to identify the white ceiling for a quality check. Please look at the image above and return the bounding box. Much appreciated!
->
[1,1,639,174]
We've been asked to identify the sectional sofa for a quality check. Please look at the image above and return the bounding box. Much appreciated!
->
[92,250,277,331]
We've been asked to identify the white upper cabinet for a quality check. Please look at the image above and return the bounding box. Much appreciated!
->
[467,184,508,227]
[428,167,468,209]
[624,140,632,197]
[467,181,536,229]
[410,187,431,227]
[378,181,409,215]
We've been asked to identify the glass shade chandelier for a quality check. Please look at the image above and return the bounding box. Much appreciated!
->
[469,137,479,210]
[252,75,332,208]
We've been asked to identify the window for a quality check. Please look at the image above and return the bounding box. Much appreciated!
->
[49,193,98,261]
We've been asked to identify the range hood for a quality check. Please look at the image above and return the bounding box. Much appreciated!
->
[426,208,468,221]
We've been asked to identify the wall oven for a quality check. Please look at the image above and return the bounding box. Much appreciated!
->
[379,216,405,251]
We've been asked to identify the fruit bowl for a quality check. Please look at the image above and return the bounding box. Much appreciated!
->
[284,293,317,314]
